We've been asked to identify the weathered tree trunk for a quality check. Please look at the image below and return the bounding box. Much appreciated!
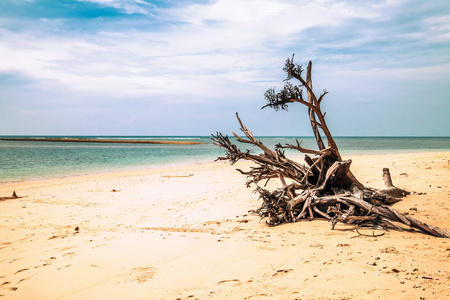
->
[382,168,410,198]
[306,61,325,151]
[212,56,450,238]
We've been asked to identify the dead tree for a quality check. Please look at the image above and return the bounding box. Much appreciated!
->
[211,55,450,238]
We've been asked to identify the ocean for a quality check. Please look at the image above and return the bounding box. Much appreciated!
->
[1,136,449,183]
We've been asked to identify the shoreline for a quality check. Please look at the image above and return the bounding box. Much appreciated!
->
[0,151,448,186]
[0,137,206,145]
[0,151,449,299]
[0,154,219,186]
[0,159,214,188]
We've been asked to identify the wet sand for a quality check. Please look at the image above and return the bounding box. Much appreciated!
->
[0,152,449,299]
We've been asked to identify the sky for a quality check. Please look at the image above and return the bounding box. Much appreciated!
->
[0,0,449,136]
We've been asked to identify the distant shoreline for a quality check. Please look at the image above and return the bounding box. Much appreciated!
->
[0,138,206,145]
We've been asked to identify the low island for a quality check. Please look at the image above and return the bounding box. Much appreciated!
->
[0,137,206,145]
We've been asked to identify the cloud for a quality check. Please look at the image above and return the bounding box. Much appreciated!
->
[77,0,156,15]
[0,0,449,135]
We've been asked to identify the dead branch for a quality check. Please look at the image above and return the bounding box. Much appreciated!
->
[351,229,386,238]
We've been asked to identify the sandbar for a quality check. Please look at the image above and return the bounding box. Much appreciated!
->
[0,138,206,145]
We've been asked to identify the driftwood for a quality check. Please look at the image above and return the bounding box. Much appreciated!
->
[0,191,20,201]
[212,55,450,238]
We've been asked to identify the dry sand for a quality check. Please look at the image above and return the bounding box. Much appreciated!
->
[0,152,449,299]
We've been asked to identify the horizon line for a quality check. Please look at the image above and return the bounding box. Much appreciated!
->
[0,135,449,138]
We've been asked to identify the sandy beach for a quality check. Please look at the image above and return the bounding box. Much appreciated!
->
[1,152,449,299]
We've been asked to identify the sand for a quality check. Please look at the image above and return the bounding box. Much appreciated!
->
[0,152,449,299]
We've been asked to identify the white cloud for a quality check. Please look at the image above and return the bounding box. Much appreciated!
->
[1,0,449,135]
[425,15,450,42]
[171,0,339,39]
[2,0,448,99]
[175,0,287,24]
[77,0,155,15]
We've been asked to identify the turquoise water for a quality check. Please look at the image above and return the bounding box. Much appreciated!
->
[1,136,449,183]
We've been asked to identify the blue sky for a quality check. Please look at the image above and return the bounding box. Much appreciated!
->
[0,0,449,136]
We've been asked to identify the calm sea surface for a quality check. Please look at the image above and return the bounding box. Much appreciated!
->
[1,136,449,183]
